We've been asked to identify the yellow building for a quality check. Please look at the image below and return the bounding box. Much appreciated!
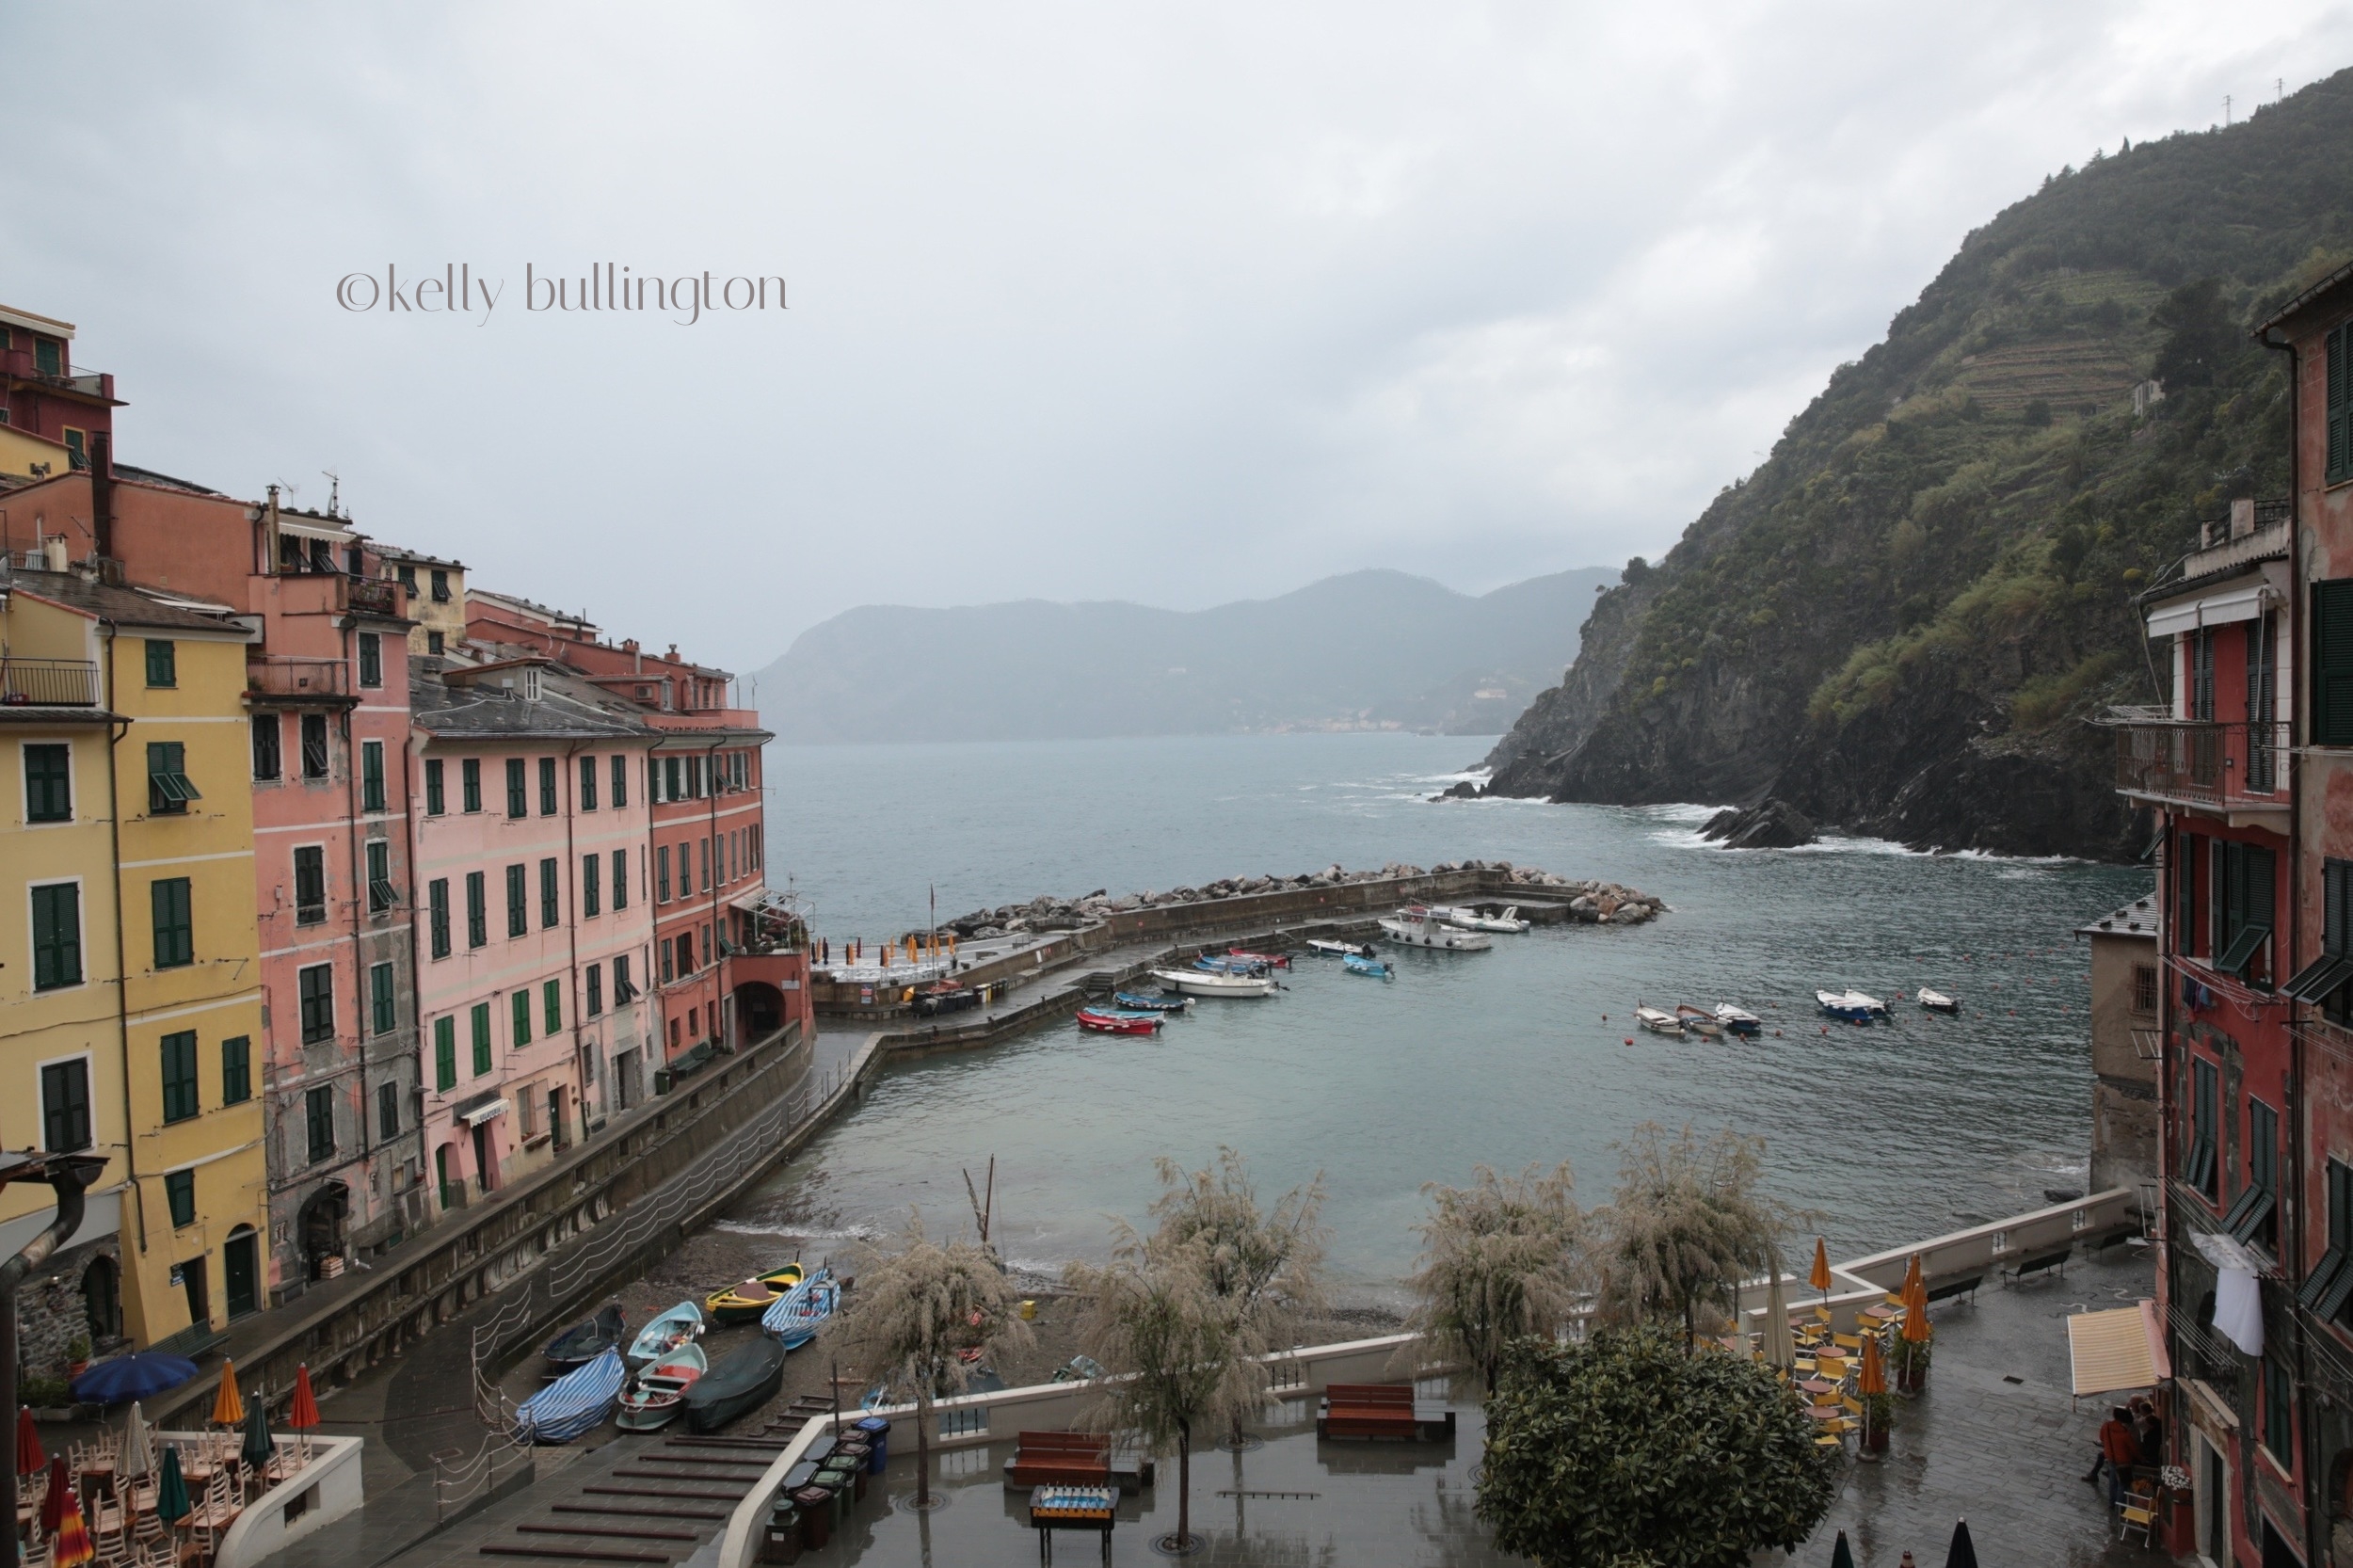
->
[0,566,268,1360]
[373,544,467,656]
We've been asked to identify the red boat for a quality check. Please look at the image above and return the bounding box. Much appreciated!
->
[1077,1007,1162,1035]
[1227,948,1291,968]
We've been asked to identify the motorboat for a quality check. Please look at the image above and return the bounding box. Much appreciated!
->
[1634,1004,1685,1036]
[1305,938,1376,958]
[1817,990,1886,1024]
[762,1269,841,1350]
[683,1336,787,1432]
[514,1348,627,1445]
[1918,988,1961,1014]
[1378,908,1494,952]
[705,1265,806,1327]
[1112,990,1190,1012]
[1843,990,1889,1019]
[543,1304,627,1370]
[1078,1006,1162,1034]
[1433,904,1532,934]
[1713,1003,1763,1037]
[626,1301,705,1369]
[1227,948,1291,968]
[1194,954,1273,975]
[1674,1004,1722,1038]
[1342,952,1392,979]
[1149,968,1276,998]
[616,1343,707,1432]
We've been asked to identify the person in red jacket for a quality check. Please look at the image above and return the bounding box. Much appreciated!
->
[2091,1406,2139,1507]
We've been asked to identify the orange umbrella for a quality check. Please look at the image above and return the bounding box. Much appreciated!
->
[1899,1252,1925,1308]
[1857,1334,1887,1396]
[1901,1288,1930,1343]
[287,1365,320,1430]
[210,1360,245,1427]
[1809,1238,1832,1300]
[47,1488,92,1568]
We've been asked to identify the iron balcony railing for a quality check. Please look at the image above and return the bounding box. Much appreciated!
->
[2115,719,2291,808]
[0,658,101,706]
[247,657,349,699]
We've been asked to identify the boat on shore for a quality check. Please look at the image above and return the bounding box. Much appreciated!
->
[1305,938,1376,958]
[1714,1003,1762,1037]
[1112,990,1190,1012]
[1342,952,1392,979]
[1674,1003,1722,1038]
[705,1266,805,1327]
[1149,968,1276,998]
[1078,1006,1162,1034]
[543,1304,627,1370]
[684,1336,787,1432]
[626,1302,704,1369]
[1378,908,1494,952]
[1634,1004,1684,1036]
[1918,988,1960,1014]
[763,1269,841,1350]
[514,1348,626,1445]
[616,1343,707,1432]
[1433,904,1531,934]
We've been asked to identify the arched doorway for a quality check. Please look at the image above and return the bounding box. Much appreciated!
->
[222,1226,259,1320]
[299,1183,348,1281]
[79,1256,120,1344]
[734,982,785,1040]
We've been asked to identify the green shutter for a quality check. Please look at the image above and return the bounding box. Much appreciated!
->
[435,1017,457,1091]
[2319,581,2353,744]
[544,979,561,1032]
[472,1002,492,1075]
[2332,325,2350,484]
[512,989,533,1047]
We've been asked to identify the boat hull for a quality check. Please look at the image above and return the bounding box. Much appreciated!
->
[626,1303,705,1369]
[1078,1008,1161,1034]
[1377,911,1494,952]
[1149,968,1274,998]
[685,1338,788,1433]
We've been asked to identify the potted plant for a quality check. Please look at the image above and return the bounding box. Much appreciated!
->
[1860,1390,1894,1455]
[1890,1326,1932,1394]
[66,1336,90,1379]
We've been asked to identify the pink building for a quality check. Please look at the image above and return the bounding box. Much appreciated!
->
[408,653,658,1210]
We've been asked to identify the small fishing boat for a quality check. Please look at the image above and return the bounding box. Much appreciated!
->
[1674,1004,1722,1038]
[1378,908,1494,952]
[616,1343,708,1432]
[1843,990,1889,1019]
[1714,1003,1763,1037]
[1342,952,1392,979]
[1078,1006,1162,1034]
[543,1304,627,1370]
[1150,968,1276,998]
[704,1265,806,1327]
[1918,988,1961,1014]
[1817,990,1871,1022]
[762,1269,840,1350]
[514,1348,626,1444]
[626,1301,704,1369]
[1305,938,1375,958]
[1433,904,1532,934]
[1227,948,1291,968]
[1194,954,1272,975]
[1112,990,1190,1012]
[1634,1004,1684,1036]
[683,1336,787,1432]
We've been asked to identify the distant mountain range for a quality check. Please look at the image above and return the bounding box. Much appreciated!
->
[746,567,1617,743]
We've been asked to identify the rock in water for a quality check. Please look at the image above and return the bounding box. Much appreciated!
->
[1700,798,1817,850]
[1435,779,1483,800]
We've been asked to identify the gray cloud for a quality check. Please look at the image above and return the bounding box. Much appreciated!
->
[4,1,2343,669]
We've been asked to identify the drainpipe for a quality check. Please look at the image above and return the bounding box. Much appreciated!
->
[101,629,145,1260]
[1,1153,109,1568]
[705,739,725,1048]
[562,740,586,1142]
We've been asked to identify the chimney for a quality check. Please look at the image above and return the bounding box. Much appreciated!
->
[88,432,114,561]
[2231,497,2256,539]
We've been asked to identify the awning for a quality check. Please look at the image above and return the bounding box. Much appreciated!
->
[2069,1302,2166,1397]
[458,1097,511,1128]
[2148,583,2271,638]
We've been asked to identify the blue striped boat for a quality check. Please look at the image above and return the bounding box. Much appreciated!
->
[761,1268,840,1350]
[514,1348,625,1444]
[1342,952,1392,979]
[1112,991,1189,1013]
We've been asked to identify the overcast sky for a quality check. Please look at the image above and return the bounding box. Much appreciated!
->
[6,4,2346,670]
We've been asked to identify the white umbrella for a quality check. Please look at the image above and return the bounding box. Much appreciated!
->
[1763,1265,1797,1369]
[121,1401,153,1482]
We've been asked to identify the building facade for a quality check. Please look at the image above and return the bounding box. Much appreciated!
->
[0,300,118,482]
[2076,894,2161,1200]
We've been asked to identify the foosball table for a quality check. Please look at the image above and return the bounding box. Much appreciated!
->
[1027,1484,1116,1562]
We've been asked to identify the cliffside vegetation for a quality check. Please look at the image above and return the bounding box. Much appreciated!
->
[1487,72,2353,857]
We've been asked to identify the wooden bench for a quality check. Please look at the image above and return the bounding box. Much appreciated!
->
[1317,1383,1456,1442]
[2005,1247,2071,1286]
[1926,1273,1982,1304]
[1005,1432,1110,1489]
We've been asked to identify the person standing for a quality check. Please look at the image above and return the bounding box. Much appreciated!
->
[2094,1406,2138,1507]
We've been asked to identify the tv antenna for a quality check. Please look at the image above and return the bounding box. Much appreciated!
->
[322,469,341,520]
[2224,94,2233,126]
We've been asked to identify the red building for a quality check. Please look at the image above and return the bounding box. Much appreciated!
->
[462,590,807,1063]
[0,302,119,476]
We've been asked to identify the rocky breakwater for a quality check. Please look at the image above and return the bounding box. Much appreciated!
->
[944,859,1665,936]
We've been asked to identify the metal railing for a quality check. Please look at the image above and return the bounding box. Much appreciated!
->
[0,658,100,706]
[2114,719,2291,806]
[247,657,348,698]
[347,577,402,616]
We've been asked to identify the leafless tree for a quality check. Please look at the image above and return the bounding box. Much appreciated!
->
[1404,1161,1583,1394]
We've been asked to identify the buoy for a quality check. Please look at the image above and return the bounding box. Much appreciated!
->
[1625,1037,1635,1046]
[1821,1025,1829,1035]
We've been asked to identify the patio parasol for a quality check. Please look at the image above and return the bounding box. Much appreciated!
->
[1830,1531,1855,1568]
[210,1360,245,1427]
[15,1407,44,1475]
[121,1402,154,1483]
[47,1487,93,1568]
[154,1446,191,1526]
[1810,1237,1833,1305]
[39,1456,71,1535]
[1943,1517,1978,1568]
[241,1395,275,1471]
[1901,1284,1931,1344]
[1762,1261,1796,1369]
[1858,1335,1887,1396]
[288,1365,320,1462]
[69,1352,198,1407]
[1900,1252,1926,1308]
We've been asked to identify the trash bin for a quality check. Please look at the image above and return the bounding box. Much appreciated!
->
[855,1415,891,1472]
[834,1444,872,1498]
[792,1487,833,1550]
[820,1456,866,1504]
[653,1068,674,1096]
[762,1500,803,1563]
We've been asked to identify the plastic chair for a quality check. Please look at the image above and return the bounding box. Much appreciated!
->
[1833,1332,1864,1352]
[2118,1502,2155,1547]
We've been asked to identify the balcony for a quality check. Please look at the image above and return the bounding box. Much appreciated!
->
[347,577,404,618]
[0,658,101,706]
[247,657,351,704]
[2114,715,2291,826]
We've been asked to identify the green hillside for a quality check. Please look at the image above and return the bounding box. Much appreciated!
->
[1486,71,2353,858]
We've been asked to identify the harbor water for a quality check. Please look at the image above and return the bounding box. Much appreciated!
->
[741,733,2144,1304]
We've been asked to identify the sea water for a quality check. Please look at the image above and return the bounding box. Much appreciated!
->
[739,732,2145,1302]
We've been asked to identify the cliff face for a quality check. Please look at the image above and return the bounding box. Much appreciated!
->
[1483,72,2353,858]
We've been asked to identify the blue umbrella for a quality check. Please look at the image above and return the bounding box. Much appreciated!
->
[70,1353,199,1406]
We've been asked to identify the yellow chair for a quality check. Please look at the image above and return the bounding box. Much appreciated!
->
[1883,1292,1905,1307]
[2118,1504,2155,1548]
[1833,1333,1864,1352]
[1841,1395,1864,1416]
[1812,1305,1833,1323]
[1816,1434,1844,1448]
[1818,1416,1856,1434]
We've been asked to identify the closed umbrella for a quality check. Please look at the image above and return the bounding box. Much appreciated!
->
[1900,1252,1926,1308]
[1858,1335,1887,1396]
[1902,1288,1931,1344]
[120,1402,153,1483]
[154,1446,191,1525]
[47,1488,92,1568]
[288,1365,321,1464]
[210,1361,245,1428]
[1762,1264,1796,1369]
[241,1396,275,1472]
[1810,1237,1833,1305]
[1944,1517,1978,1568]
[39,1455,71,1535]
[1830,1531,1856,1568]
[15,1407,44,1475]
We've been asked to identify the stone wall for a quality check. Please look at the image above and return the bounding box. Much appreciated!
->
[14,1237,120,1390]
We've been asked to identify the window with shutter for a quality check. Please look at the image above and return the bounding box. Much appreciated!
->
[2174,830,2201,957]
[2313,580,2353,744]
[2331,322,2352,485]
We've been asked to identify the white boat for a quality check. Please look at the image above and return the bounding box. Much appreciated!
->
[1714,1003,1762,1037]
[1305,938,1375,957]
[1432,904,1531,934]
[1378,907,1494,952]
[1918,988,1960,1014]
[1843,990,1888,1018]
[1819,989,1887,1022]
[1148,967,1275,998]
[1633,1005,1684,1036]
[1674,1003,1722,1037]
